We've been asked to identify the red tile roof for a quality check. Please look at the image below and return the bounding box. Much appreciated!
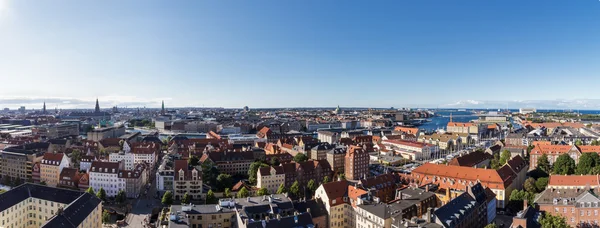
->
[447,122,475,127]
[548,175,600,188]
[530,145,575,155]
[383,139,435,148]
[412,163,515,190]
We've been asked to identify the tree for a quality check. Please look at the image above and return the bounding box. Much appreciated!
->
[271,157,280,166]
[237,187,250,198]
[537,154,551,174]
[499,150,511,165]
[338,173,346,181]
[70,149,82,169]
[248,161,269,184]
[293,153,308,163]
[575,139,583,146]
[115,190,126,203]
[307,179,317,194]
[490,152,500,170]
[96,188,107,201]
[290,180,301,198]
[590,166,600,175]
[509,190,535,211]
[526,145,535,154]
[182,192,191,204]
[257,188,269,196]
[216,174,233,191]
[592,140,600,146]
[188,155,200,167]
[224,188,232,198]
[206,190,217,204]
[102,210,111,224]
[85,187,95,195]
[322,176,330,184]
[202,161,220,187]
[553,154,576,175]
[535,177,549,191]
[484,224,498,228]
[539,213,569,228]
[523,177,537,193]
[276,183,287,194]
[39,181,47,186]
[576,153,599,175]
[161,191,173,205]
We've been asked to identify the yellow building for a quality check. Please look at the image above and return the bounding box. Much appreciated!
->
[0,183,102,228]
[257,166,285,194]
[40,152,70,187]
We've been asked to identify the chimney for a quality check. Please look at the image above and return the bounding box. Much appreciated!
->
[399,192,403,200]
[425,185,429,192]
[427,207,433,223]
[523,200,528,209]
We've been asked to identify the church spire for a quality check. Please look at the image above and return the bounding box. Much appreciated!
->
[95,98,100,113]
[42,101,46,114]
[161,100,165,115]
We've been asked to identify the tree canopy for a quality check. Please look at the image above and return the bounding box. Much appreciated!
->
[576,152,599,175]
[216,174,233,191]
[96,188,107,201]
[490,153,501,170]
[248,161,269,184]
[290,180,302,198]
[206,190,217,204]
[537,154,551,174]
[115,190,126,203]
[188,155,200,167]
[237,187,250,198]
[535,177,549,192]
[85,187,95,195]
[162,191,173,205]
[224,188,232,198]
[257,188,269,196]
[276,183,287,194]
[523,177,537,193]
[499,150,512,165]
[293,153,308,163]
[553,154,575,175]
[182,192,191,204]
[539,213,569,228]
[322,176,330,184]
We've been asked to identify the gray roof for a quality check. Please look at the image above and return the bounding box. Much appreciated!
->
[399,188,436,202]
[43,193,102,228]
[0,183,83,211]
[433,193,478,228]
[246,212,314,228]
[358,200,415,220]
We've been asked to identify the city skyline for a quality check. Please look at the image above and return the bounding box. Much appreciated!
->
[2,0,600,108]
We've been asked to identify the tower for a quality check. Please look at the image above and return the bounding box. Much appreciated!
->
[95,98,100,113]
[42,101,46,114]
[161,100,165,115]
[449,112,453,123]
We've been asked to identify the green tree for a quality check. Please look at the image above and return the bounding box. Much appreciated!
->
[276,183,287,194]
[490,153,500,169]
[539,213,569,228]
[237,187,250,198]
[523,177,537,193]
[537,154,551,174]
[499,150,512,165]
[338,173,346,181]
[85,187,95,195]
[161,191,173,205]
[553,154,576,175]
[96,188,107,201]
[224,188,232,198]
[526,145,535,154]
[202,161,220,186]
[591,140,600,146]
[590,166,600,175]
[509,190,535,211]
[115,190,126,203]
[535,177,549,191]
[70,149,82,169]
[206,190,217,204]
[182,192,191,204]
[575,139,583,146]
[102,210,111,224]
[216,174,233,191]
[484,224,498,228]
[576,153,599,175]
[257,188,269,196]
[188,155,200,167]
[307,179,317,194]
[290,180,301,198]
[322,176,330,184]
[271,157,280,166]
[293,153,308,163]
[248,161,269,184]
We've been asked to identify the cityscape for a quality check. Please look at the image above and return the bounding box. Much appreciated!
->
[2,1,600,228]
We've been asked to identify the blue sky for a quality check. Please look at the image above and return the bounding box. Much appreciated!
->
[1,0,600,109]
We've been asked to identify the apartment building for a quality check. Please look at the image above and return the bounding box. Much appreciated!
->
[168,203,236,228]
[280,160,333,189]
[535,187,600,227]
[311,143,335,160]
[40,152,71,187]
[433,183,488,228]
[358,173,397,203]
[547,175,600,189]
[326,146,346,173]
[86,125,126,142]
[31,123,79,139]
[89,161,125,197]
[156,155,175,192]
[58,167,81,190]
[0,142,48,182]
[345,145,369,181]
[381,140,438,161]
[257,166,285,194]
[200,150,256,175]
[0,184,102,228]
[173,160,202,201]
[120,163,148,198]
[528,144,600,170]
[315,180,369,228]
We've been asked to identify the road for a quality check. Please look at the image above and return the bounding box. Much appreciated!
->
[123,155,163,227]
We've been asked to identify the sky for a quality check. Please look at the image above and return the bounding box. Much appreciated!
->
[1,0,600,109]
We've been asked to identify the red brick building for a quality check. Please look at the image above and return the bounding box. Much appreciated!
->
[344,145,369,181]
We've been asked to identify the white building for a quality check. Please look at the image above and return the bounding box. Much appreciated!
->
[381,140,439,161]
[109,152,135,170]
[156,155,174,192]
[79,155,96,172]
[519,108,537,114]
[109,142,157,171]
[89,161,125,197]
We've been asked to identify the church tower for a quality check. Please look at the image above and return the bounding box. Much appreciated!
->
[161,100,165,115]
[42,101,46,114]
[95,98,100,113]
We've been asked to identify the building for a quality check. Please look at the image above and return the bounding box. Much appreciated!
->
[173,160,202,201]
[519,108,537,114]
[433,183,488,228]
[120,163,148,198]
[40,152,71,187]
[310,143,335,161]
[156,155,175,192]
[396,186,438,217]
[446,122,485,136]
[448,151,493,168]
[547,174,600,189]
[345,145,369,181]
[529,144,580,170]
[318,130,340,144]
[0,142,48,182]
[354,200,417,228]
[315,180,369,228]
[294,199,329,228]
[534,187,600,227]
[411,155,528,208]
[359,173,397,203]
[0,183,102,228]
[232,194,314,228]
[87,125,126,142]
[32,123,79,139]
[79,155,96,172]
[326,146,346,173]
[58,167,81,190]
[200,150,256,175]
[381,140,438,161]
[168,203,236,228]
[89,161,125,197]
[257,166,285,194]
[279,160,333,188]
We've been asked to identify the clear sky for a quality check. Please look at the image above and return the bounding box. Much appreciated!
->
[1,0,600,109]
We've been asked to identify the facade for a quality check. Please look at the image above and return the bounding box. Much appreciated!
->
[200,151,256,175]
[529,144,581,170]
[0,142,48,182]
[58,167,81,190]
[280,160,333,188]
[39,152,71,187]
[257,166,285,194]
[315,180,369,228]
[326,146,346,173]
[79,155,96,172]
[120,163,148,198]
[345,145,369,181]
[448,151,493,168]
[86,125,126,142]
[311,143,335,161]
[173,160,202,201]
[381,140,438,161]
[0,184,102,228]
[359,173,397,203]
[535,187,600,227]
[547,174,600,189]
[168,203,236,228]
[396,187,438,218]
[157,155,175,192]
[31,123,79,139]
[89,161,125,197]
[318,130,340,144]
